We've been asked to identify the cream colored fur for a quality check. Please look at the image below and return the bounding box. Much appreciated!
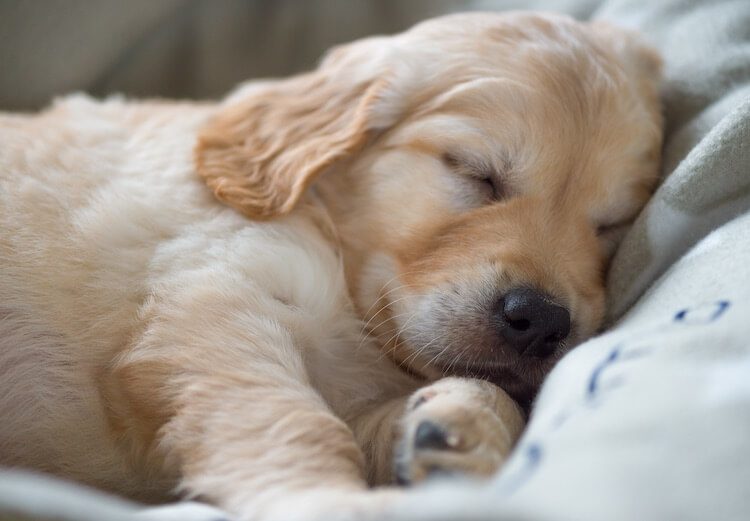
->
[0,12,662,521]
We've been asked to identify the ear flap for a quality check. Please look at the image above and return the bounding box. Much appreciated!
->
[195,65,390,220]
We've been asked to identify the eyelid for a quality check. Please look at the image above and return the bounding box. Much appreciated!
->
[441,152,505,199]
[441,152,493,173]
[596,221,629,236]
[441,152,462,168]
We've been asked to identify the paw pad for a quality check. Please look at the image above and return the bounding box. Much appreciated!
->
[395,380,525,486]
[414,421,459,451]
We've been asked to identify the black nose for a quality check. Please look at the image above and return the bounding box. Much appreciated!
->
[498,287,571,358]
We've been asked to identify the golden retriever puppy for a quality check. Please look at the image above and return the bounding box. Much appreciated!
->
[0,11,662,521]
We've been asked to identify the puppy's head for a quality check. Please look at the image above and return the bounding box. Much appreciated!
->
[196,12,663,406]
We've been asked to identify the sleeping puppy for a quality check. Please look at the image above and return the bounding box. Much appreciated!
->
[0,11,662,521]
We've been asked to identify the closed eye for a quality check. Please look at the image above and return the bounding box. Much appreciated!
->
[595,221,628,237]
[478,176,500,199]
[441,152,506,202]
[595,220,632,258]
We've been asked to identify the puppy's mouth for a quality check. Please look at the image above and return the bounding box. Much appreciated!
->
[390,285,584,411]
[433,360,553,412]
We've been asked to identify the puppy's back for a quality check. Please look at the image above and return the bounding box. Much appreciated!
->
[0,95,214,499]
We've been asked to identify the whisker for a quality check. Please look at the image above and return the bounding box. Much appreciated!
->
[423,332,456,368]
[445,348,468,375]
[375,307,422,363]
[365,309,417,345]
[355,268,430,342]
[358,285,411,341]
[356,293,417,352]
[398,325,443,367]
[379,312,417,357]
[356,268,429,333]
[386,302,427,363]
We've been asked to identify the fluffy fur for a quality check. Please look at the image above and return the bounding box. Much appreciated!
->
[0,12,662,521]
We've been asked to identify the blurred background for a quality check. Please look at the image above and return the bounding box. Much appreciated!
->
[0,0,600,110]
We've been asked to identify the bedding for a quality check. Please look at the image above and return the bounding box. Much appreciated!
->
[1,0,748,519]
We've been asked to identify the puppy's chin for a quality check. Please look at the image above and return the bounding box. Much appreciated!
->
[437,361,551,412]
[397,336,578,411]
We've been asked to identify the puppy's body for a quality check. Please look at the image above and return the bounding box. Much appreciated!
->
[0,98,417,497]
[0,12,662,521]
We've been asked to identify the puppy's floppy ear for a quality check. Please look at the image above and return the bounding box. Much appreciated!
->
[195,41,394,220]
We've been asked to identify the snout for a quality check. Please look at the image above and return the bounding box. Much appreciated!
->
[495,287,571,359]
[407,284,575,409]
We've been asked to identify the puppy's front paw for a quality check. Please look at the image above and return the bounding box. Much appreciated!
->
[394,377,524,485]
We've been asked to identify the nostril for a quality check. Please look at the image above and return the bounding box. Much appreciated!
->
[508,318,530,331]
[498,287,571,358]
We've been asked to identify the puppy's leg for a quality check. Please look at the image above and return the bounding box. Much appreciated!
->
[108,314,398,521]
[351,378,524,486]
[349,396,410,485]
[396,378,524,484]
